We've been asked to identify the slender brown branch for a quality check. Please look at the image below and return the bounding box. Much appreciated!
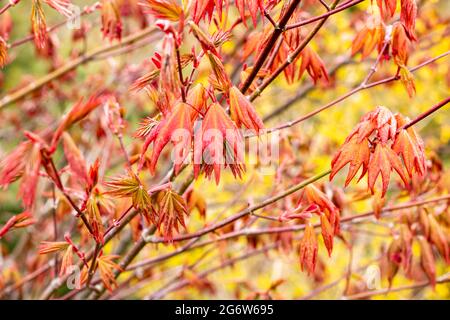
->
[258,50,450,135]
[345,272,450,299]
[240,0,303,93]
[401,96,450,130]
[285,0,365,30]
[250,0,341,101]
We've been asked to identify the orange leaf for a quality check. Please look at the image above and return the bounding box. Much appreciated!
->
[193,103,245,184]
[299,223,318,275]
[330,136,370,186]
[154,188,189,241]
[368,143,409,197]
[393,115,426,177]
[229,86,264,133]
[418,236,436,288]
[141,102,193,175]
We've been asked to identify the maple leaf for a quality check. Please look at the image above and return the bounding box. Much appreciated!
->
[0,212,36,239]
[206,51,231,93]
[351,23,385,59]
[228,86,264,133]
[140,102,193,175]
[299,223,318,275]
[38,241,69,254]
[141,0,184,22]
[85,187,112,243]
[31,0,48,50]
[298,47,329,85]
[186,83,207,120]
[348,106,397,144]
[376,0,397,20]
[97,254,122,292]
[154,188,189,241]
[51,92,106,150]
[330,135,370,187]
[19,143,42,210]
[43,0,73,17]
[105,171,152,214]
[101,0,122,41]
[0,141,32,188]
[418,236,436,288]
[398,65,416,97]
[62,132,88,184]
[392,114,426,177]
[400,0,417,41]
[236,0,264,27]
[134,116,160,139]
[320,213,334,256]
[0,36,7,68]
[59,245,74,276]
[428,214,450,263]
[392,23,411,67]
[191,0,225,24]
[368,143,409,196]
[193,103,245,184]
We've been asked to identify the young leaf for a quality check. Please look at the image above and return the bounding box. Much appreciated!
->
[299,223,318,275]
[229,86,264,133]
[154,188,189,241]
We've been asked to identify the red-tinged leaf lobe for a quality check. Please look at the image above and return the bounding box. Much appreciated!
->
[299,223,318,275]
[367,143,409,197]
[229,86,264,133]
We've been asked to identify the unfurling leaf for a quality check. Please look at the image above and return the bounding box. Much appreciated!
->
[229,86,264,133]
[101,0,122,41]
[398,66,416,97]
[193,103,245,184]
[140,102,193,175]
[330,135,370,186]
[43,0,74,17]
[97,254,122,292]
[418,236,436,288]
[154,188,189,241]
[299,223,318,275]
[376,0,397,20]
[105,171,152,214]
[0,36,8,68]
[0,141,32,188]
[0,212,36,239]
[393,114,425,177]
[19,143,42,210]
[320,214,334,256]
[59,245,74,276]
[400,0,417,40]
[142,0,184,22]
[38,241,69,254]
[51,93,105,150]
[351,23,385,58]
[31,0,48,50]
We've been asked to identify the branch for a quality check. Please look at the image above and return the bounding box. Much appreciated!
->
[285,0,366,30]
[256,50,450,136]
[249,0,341,101]
[239,0,303,93]
[345,272,450,299]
